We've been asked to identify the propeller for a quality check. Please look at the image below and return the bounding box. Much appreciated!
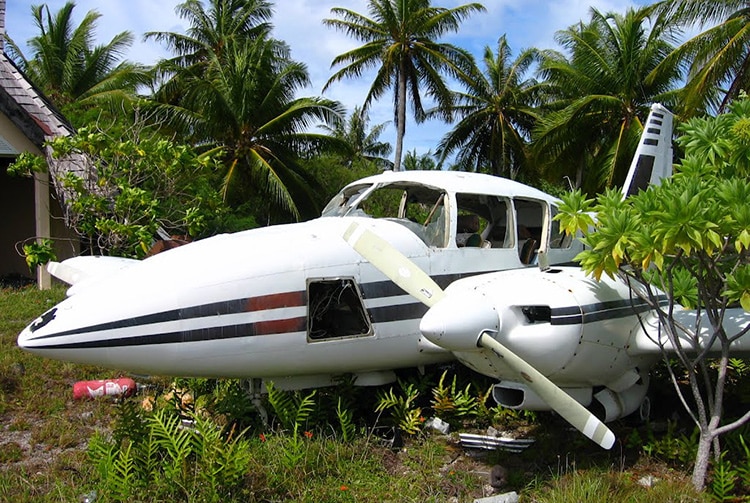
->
[343,222,615,450]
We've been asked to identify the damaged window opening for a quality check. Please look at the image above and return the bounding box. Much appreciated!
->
[308,279,372,340]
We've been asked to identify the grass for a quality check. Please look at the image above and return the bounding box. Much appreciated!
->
[0,285,714,502]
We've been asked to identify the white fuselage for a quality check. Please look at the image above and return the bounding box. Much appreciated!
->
[18,171,583,386]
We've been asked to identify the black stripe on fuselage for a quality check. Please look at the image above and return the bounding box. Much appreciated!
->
[29,271,479,343]
[550,297,664,326]
[26,271,485,349]
[32,316,308,349]
[27,269,664,350]
[28,292,308,341]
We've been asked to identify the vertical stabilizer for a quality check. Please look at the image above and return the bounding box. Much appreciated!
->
[621,104,674,198]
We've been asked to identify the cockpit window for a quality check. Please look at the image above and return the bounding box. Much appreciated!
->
[321,184,372,217]
[321,182,448,248]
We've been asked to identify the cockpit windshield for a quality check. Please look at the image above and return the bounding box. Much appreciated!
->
[321,182,448,247]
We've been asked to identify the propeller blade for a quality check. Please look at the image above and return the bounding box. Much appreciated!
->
[342,221,616,450]
[343,222,445,307]
[479,333,615,450]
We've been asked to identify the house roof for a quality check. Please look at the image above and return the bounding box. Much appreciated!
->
[0,52,74,148]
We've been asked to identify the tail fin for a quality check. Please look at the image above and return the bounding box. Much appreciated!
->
[621,104,674,198]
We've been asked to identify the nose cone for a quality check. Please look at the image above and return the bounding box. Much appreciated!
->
[17,306,59,352]
[419,292,499,352]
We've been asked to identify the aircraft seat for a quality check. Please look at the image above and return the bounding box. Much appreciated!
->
[457,214,485,247]
[520,238,539,264]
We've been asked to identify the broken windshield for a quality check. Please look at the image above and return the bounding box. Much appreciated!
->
[321,182,448,247]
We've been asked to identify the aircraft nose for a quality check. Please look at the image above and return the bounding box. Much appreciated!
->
[419,292,499,352]
[17,307,59,350]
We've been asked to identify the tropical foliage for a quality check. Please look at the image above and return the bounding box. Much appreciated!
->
[319,106,393,170]
[556,98,750,490]
[654,0,750,115]
[5,2,147,123]
[436,36,540,177]
[533,6,682,193]
[147,1,343,222]
[323,0,485,171]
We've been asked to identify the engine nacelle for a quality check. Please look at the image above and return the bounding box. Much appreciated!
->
[492,381,593,411]
[492,372,650,422]
[592,373,650,422]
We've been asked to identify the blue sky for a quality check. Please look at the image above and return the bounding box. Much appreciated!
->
[6,0,651,161]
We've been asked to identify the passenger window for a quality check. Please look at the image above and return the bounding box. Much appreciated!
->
[514,199,545,264]
[488,197,513,248]
[550,206,573,249]
[455,193,491,248]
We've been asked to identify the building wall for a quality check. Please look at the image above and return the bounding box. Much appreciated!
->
[0,112,79,286]
[0,157,35,281]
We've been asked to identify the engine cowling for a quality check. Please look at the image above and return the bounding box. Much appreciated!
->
[422,266,649,388]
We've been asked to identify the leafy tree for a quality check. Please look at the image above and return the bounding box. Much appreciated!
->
[534,6,682,193]
[319,106,393,170]
[435,35,540,178]
[557,99,750,490]
[10,119,230,258]
[323,0,485,171]
[149,35,343,222]
[402,149,437,170]
[144,0,272,94]
[5,2,148,122]
[653,0,750,115]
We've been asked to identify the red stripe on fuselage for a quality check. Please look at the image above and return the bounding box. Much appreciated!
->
[245,291,306,312]
[254,317,307,336]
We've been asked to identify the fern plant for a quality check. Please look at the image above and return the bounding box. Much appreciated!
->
[88,405,255,502]
[190,411,254,499]
[336,396,356,442]
[376,382,423,435]
[266,381,317,434]
[430,371,479,426]
[710,452,737,502]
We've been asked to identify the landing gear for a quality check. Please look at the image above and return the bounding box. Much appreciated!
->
[245,378,268,425]
[638,396,651,423]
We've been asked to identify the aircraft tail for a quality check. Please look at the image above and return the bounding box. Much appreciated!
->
[621,104,674,198]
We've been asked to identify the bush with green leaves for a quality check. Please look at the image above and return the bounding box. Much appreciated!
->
[557,98,750,490]
[9,120,234,258]
[22,239,57,271]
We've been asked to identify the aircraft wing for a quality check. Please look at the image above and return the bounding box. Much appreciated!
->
[48,256,139,293]
[628,308,750,356]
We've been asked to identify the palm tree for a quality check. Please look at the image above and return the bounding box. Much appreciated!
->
[402,149,437,170]
[5,2,147,117]
[533,6,682,193]
[145,0,272,70]
[145,0,273,101]
[653,0,750,115]
[435,36,540,178]
[323,0,485,171]
[149,36,344,221]
[319,106,393,169]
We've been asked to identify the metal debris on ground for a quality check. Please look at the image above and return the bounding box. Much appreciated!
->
[473,491,519,503]
[458,433,535,453]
